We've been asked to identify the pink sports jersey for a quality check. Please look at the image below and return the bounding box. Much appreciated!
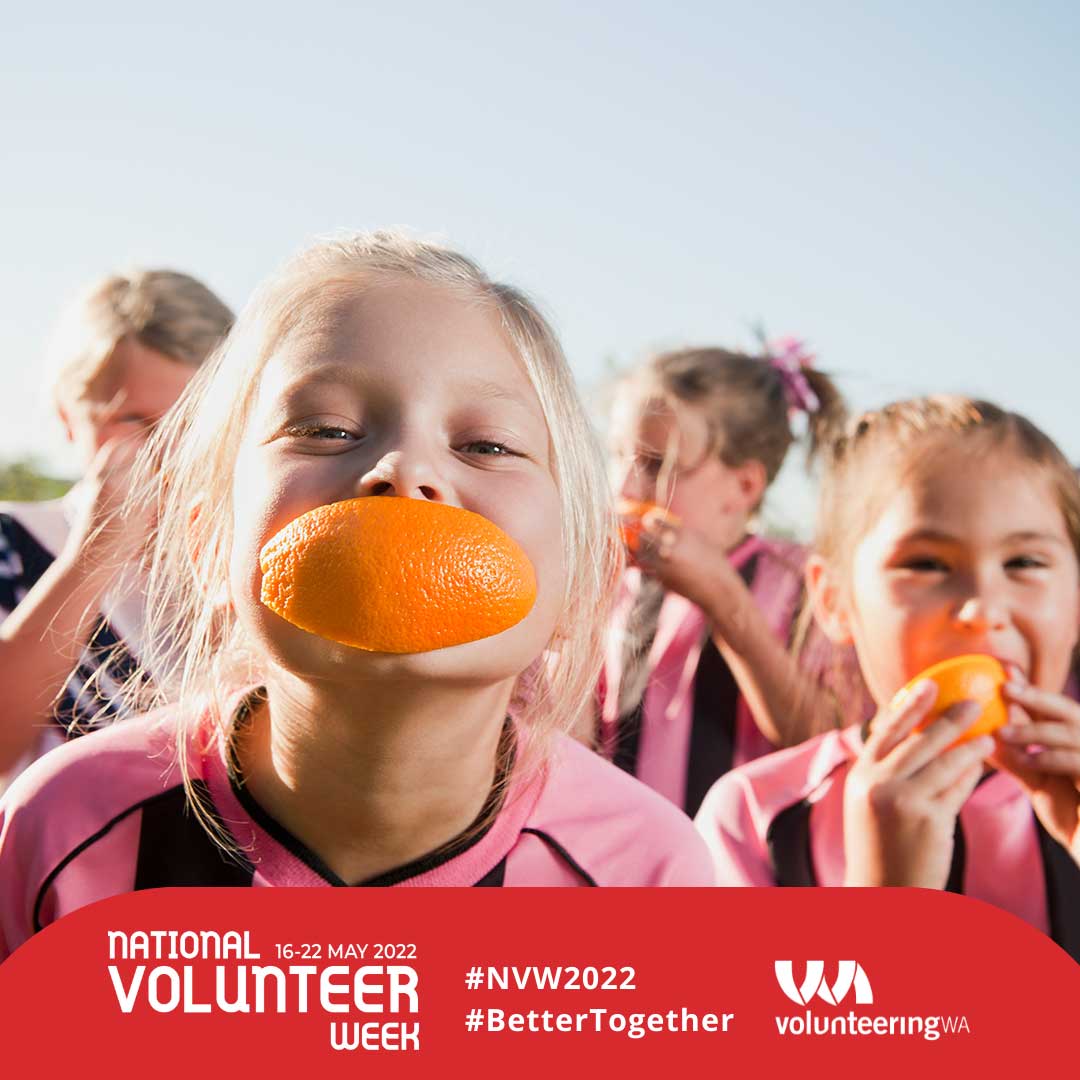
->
[0,695,716,961]
[695,726,1080,962]
[599,534,826,815]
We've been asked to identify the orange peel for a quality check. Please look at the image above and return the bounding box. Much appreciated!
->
[259,497,537,653]
[617,498,682,555]
[905,654,1008,744]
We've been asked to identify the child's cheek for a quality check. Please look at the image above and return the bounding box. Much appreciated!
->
[480,481,566,641]
[847,568,922,703]
[1027,589,1080,691]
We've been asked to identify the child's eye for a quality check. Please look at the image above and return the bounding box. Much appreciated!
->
[899,556,949,572]
[459,440,518,457]
[1006,555,1048,571]
[283,423,359,443]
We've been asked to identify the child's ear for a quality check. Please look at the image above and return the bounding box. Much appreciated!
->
[805,554,853,645]
[57,405,75,443]
[734,459,768,512]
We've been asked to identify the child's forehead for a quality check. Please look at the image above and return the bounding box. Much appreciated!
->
[611,387,707,444]
[867,440,1067,539]
[254,282,545,421]
[281,279,501,347]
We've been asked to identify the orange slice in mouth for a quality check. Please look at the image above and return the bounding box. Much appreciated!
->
[905,654,1008,743]
[259,497,538,653]
[617,498,682,554]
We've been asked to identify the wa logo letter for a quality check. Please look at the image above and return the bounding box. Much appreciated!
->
[774,961,874,1006]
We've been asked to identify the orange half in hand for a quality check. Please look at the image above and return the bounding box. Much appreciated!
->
[259,497,538,653]
[906,654,1008,744]
[617,498,682,555]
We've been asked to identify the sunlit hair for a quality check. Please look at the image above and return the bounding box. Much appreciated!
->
[815,395,1080,568]
[120,230,622,845]
[50,269,233,406]
[613,346,847,508]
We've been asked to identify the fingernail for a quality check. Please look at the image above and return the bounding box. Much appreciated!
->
[973,736,995,756]
[892,680,931,709]
[998,724,1018,739]
[954,700,983,720]
[1005,681,1026,694]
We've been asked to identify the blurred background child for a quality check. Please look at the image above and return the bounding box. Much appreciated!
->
[697,397,1080,961]
[0,270,233,783]
[598,339,852,815]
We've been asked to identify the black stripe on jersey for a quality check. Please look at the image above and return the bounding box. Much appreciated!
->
[32,784,251,931]
[944,823,966,894]
[519,828,598,886]
[134,783,255,889]
[767,795,967,893]
[0,513,55,597]
[1035,819,1080,963]
[766,799,815,886]
[473,859,507,886]
[684,554,759,817]
[611,700,645,777]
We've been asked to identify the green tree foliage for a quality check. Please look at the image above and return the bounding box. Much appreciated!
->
[0,459,74,502]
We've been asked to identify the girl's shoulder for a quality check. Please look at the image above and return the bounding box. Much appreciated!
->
[745,534,808,587]
[696,726,859,835]
[526,735,716,885]
[753,533,806,563]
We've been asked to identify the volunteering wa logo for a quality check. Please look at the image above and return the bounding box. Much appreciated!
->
[775,961,872,1006]
[773,961,970,1042]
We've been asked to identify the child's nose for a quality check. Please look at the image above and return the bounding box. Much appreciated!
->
[952,594,1009,633]
[617,462,651,503]
[355,448,448,503]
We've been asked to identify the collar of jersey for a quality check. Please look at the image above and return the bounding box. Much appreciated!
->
[198,687,544,887]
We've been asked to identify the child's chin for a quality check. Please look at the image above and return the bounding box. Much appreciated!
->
[263,621,539,686]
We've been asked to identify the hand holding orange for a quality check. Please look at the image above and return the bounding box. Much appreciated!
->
[259,497,537,653]
[617,498,682,555]
[905,654,1008,744]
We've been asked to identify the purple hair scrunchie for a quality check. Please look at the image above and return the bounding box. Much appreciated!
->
[767,336,820,416]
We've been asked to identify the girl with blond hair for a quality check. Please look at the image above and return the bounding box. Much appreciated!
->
[0,232,713,957]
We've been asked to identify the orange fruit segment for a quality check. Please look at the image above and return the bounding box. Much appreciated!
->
[617,498,682,555]
[906,654,1008,744]
[259,497,537,653]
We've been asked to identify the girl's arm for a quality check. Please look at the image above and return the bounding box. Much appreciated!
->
[693,769,776,886]
[631,517,836,747]
[0,550,110,771]
[705,576,836,747]
[0,439,141,772]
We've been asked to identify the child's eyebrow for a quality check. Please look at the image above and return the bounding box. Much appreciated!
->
[1001,530,1070,547]
[277,364,370,395]
[894,528,960,545]
[896,528,1068,548]
[455,376,537,412]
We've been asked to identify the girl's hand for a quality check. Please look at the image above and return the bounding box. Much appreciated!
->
[990,679,1080,866]
[628,510,748,623]
[843,680,994,888]
[64,435,150,570]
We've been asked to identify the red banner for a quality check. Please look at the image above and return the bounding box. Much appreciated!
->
[1,888,1074,1076]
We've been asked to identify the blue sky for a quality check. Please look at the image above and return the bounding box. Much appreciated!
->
[3,2,1077,533]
